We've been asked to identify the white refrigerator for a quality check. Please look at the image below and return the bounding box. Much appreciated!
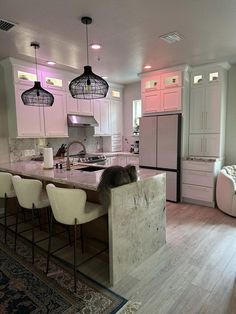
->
[139,114,181,202]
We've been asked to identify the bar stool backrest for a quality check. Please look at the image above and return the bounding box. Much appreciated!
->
[0,172,16,198]
[12,175,43,209]
[46,183,87,225]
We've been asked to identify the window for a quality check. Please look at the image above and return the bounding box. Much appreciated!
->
[18,71,37,82]
[193,74,203,84]
[209,72,219,82]
[45,77,63,87]
[133,100,142,134]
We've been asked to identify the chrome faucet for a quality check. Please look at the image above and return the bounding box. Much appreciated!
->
[66,140,86,170]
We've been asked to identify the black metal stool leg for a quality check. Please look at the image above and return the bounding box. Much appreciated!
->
[67,225,72,246]
[14,204,20,252]
[46,211,53,274]
[80,224,84,254]
[74,218,77,293]
[37,208,42,231]
[47,207,50,233]
[21,208,26,222]
[32,204,35,264]
[4,194,7,244]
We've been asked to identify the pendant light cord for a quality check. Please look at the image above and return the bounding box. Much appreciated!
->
[86,22,89,66]
[34,46,39,81]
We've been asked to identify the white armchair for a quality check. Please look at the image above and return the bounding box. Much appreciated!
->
[216,167,236,217]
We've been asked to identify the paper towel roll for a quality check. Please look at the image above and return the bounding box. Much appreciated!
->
[43,148,54,169]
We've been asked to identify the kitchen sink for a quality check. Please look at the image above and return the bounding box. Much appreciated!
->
[75,166,105,172]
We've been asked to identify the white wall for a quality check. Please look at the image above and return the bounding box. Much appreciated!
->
[123,81,141,151]
[225,65,236,165]
[0,66,10,163]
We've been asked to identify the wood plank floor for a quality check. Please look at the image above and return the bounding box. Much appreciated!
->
[2,203,236,313]
[112,203,236,314]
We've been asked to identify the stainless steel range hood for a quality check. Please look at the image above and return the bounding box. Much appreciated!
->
[67,114,98,127]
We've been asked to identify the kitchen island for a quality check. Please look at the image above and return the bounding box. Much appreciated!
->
[0,161,166,285]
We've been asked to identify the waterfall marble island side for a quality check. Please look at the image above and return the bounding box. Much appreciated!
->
[0,161,166,285]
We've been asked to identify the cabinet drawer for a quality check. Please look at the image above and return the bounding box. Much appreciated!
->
[182,170,214,187]
[182,184,213,202]
[112,134,122,140]
[117,156,127,166]
[112,139,122,146]
[111,145,122,152]
[126,156,139,165]
[182,160,214,172]
[108,156,119,165]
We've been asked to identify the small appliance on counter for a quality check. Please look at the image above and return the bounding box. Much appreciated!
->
[133,141,139,154]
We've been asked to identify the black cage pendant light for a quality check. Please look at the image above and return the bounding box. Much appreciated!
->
[69,16,109,99]
[21,42,54,106]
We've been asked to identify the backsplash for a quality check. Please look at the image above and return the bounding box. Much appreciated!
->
[9,138,36,162]
[9,127,103,162]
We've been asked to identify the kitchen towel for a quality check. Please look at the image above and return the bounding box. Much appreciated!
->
[43,147,53,169]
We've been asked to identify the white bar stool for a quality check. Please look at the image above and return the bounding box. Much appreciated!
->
[0,172,16,244]
[46,183,107,293]
[12,175,50,263]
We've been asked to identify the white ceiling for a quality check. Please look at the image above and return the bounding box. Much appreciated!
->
[1,0,236,84]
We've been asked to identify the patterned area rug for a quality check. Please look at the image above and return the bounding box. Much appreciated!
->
[0,230,127,313]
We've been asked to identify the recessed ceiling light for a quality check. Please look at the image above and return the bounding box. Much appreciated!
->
[159,31,183,44]
[144,65,152,69]
[90,44,101,50]
[47,61,56,65]
[102,76,108,79]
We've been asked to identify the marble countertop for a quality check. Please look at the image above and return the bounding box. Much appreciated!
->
[184,157,219,162]
[0,161,160,191]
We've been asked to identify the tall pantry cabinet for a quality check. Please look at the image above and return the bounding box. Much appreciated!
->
[189,63,230,157]
[182,63,230,207]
